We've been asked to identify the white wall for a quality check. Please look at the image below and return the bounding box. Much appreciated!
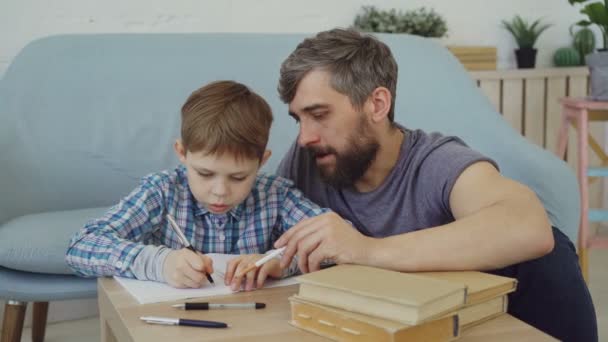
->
[0,0,595,326]
[0,0,599,77]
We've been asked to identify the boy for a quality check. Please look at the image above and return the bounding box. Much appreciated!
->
[66,80,328,292]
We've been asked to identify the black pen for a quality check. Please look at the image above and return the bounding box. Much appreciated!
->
[172,302,266,310]
[166,214,215,285]
[140,316,228,328]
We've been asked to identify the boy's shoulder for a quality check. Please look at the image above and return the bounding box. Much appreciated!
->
[139,165,187,190]
[253,173,296,190]
[241,173,299,210]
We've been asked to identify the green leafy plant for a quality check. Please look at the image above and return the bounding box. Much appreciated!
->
[353,6,448,38]
[569,0,608,49]
[571,26,596,61]
[501,16,552,49]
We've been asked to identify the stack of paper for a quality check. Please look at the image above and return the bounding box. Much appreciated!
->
[114,253,299,304]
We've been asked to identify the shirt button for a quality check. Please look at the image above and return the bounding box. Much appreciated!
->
[219,234,226,241]
[115,261,123,269]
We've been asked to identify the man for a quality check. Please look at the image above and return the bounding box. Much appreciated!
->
[274,28,597,341]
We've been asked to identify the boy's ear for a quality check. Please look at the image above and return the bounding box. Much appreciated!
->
[259,150,272,168]
[174,139,187,163]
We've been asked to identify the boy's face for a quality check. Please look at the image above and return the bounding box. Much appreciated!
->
[175,141,270,214]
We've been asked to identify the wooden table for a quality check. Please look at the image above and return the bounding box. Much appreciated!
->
[98,278,556,341]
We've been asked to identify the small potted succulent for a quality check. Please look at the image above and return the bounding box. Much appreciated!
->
[554,25,596,67]
[502,16,552,68]
[571,25,596,64]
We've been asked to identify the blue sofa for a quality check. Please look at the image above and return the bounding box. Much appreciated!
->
[0,33,579,341]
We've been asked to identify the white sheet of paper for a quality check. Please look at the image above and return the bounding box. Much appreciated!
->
[114,253,299,304]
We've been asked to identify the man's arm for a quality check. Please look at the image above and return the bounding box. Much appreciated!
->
[276,161,554,272]
[366,161,554,271]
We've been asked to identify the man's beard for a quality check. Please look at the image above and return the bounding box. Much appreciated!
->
[308,117,379,188]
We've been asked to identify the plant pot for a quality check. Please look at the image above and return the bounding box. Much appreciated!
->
[515,48,537,69]
[586,50,608,101]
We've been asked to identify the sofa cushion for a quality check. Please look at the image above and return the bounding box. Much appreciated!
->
[0,266,97,301]
[0,207,108,274]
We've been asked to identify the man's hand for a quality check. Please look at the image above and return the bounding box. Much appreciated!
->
[224,254,283,291]
[274,212,372,273]
[162,249,214,288]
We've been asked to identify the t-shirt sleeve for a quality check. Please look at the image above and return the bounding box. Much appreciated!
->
[278,184,330,231]
[417,138,499,218]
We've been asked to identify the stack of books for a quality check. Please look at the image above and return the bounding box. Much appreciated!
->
[420,271,516,330]
[289,265,517,341]
[446,46,497,71]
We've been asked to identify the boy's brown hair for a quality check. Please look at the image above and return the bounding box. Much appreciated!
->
[181,80,273,160]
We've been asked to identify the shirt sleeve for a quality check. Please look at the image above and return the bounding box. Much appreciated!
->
[129,245,172,282]
[418,139,498,218]
[65,177,165,279]
[278,183,329,231]
[276,181,330,278]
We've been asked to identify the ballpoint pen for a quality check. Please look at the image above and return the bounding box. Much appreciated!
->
[172,302,266,310]
[140,316,228,328]
[166,214,215,285]
[235,247,286,277]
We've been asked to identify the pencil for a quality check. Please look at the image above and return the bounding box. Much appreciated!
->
[166,214,215,285]
[235,247,286,278]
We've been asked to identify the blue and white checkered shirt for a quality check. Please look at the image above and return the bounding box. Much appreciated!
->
[66,165,328,281]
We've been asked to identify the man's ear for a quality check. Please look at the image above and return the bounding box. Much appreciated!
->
[259,150,272,168]
[173,139,187,163]
[367,86,392,123]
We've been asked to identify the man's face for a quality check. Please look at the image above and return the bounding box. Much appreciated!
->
[289,70,379,188]
[175,144,261,214]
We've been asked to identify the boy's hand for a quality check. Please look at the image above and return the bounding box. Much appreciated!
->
[162,248,214,288]
[224,254,282,292]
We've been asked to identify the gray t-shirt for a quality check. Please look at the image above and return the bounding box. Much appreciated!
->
[276,127,498,237]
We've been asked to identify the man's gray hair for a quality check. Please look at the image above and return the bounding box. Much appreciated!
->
[278,28,398,122]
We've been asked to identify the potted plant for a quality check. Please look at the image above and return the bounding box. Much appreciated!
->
[502,16,552,68]
[570,25,596,65]
[569,0,608,100]
[353,6,448,38]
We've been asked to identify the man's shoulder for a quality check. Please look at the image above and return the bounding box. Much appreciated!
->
[403,128,483,162]
[406,128,469,150]
[397,127,497,178]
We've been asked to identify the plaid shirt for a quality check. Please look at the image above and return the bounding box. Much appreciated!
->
[66,165,328,279]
